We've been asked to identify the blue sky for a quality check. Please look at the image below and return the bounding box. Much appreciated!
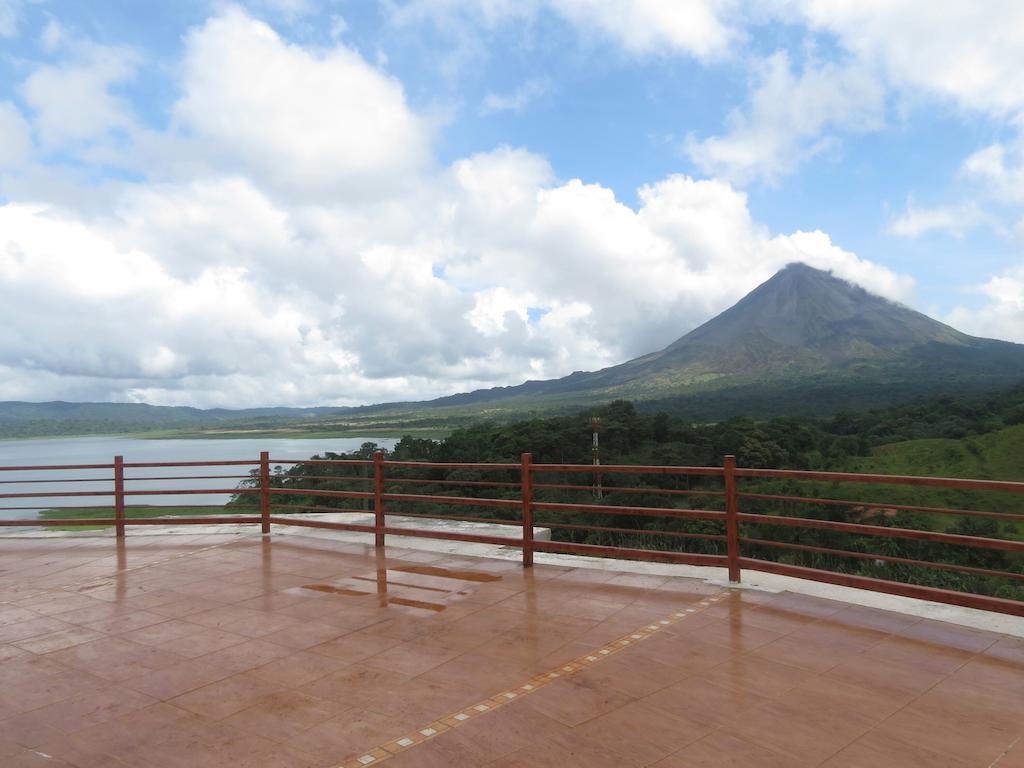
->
[0,1,1022,406]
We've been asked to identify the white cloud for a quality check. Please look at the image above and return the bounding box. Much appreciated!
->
[888,199,996,238]
[174,8,432,199]
[388,0,738,61]
[961,136,1024,206]
[0,0,21,37]
[787,1,1024,117]
[947,265,1024,343]
[480,78,550,115]
[20,43,138,147]
[549,0,738,60]
[0,101,32,167]
[686,51,884,184]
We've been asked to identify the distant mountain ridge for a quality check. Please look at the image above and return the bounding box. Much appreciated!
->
[395,263,1024,413]
[5,263,1024,436]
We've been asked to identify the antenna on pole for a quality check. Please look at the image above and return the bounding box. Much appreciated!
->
[590,416,602,499]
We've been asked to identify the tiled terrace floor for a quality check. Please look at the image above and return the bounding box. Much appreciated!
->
[0,533,1021,768]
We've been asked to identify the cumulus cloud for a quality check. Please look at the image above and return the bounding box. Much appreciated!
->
[20,43,138,148]
[787,1,1024,118]
[947,265,1024,344]
[961,136,1024,206]
[174,8,432,199]
[888,199,996,238]
[686,51,884,184]
[0,101,32,168]
[480,79,550,115]
[388,0,738,61]
[0,0,21,37]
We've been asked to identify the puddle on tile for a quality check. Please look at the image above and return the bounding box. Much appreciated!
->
[301,584,371,596]
[390,564,502,583]
[352,574,451,594]
[386,596,446,612]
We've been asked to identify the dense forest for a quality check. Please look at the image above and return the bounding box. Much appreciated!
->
[232,384,1024,602]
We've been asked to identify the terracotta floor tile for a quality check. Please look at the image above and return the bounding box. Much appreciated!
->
[361,639,463,676]
[642,678,770,730]
[193,638,292,674]
[169,672,282,720]
[820,729,974,768]
[697,655,811,699]
[653,731,798,767]
[13,625,105,654]
[728,697,875,765]
[572,698,710,765]
[31,685,157,733]
[247,650,350,688]
[121,658,233,699]
[308,627,404,662]
[221,689,344,742]
[287,707,412,763]
[523,675,635,727]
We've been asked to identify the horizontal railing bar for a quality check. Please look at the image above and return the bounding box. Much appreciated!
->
[0,515,261,527]
[126,516,261,525]
[125,474,253,482]
[738,557,1024,617]
[736,512,1024,552]
[739,537,1024,581]
[531,463,724,476]
[382,492,521,509]
[0,477,112,485]
[735,467,1024,493]
[0,463,113,471]
[268,503,370,515]
[123,460,257,468]
[269,487,374,501]
[269,458,371,466]
[0,505,112,511]
[384,461,520,470]
[0,490,114,499]
[381,525,523,546]
[267,516,377,533]
[533,539,727,566]
[738,492,1024,522]
[547,522,727,541]
[533,500,726,521]
[377,510,521,526]
[0,518,117,526]
[534,482,726,497]
[122,488,243,497]
[386,477,521,489]
[273,475,371,483]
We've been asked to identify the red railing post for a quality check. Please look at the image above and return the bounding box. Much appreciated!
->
[374,451,385,548]
[724,454,740,583]
[260,451,271,535]
[521,453,534,568]
[114,455,125,539]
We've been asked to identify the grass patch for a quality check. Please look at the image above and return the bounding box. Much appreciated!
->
[37,504,241,531]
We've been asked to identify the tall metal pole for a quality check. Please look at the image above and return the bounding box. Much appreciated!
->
[114,455,125,539]
[724,454,741,583]
[521,453,534,568]
[591,417,602,499]
[259,451,271,535]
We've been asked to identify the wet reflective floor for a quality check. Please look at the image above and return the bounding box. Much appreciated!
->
[0,533,1021,767]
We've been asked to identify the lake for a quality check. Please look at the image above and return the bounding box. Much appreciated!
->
[0,436,397,521]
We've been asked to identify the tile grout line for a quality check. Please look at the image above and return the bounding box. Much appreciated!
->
[334,588,732,768]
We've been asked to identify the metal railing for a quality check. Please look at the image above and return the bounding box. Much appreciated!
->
[1,452,1021,617]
